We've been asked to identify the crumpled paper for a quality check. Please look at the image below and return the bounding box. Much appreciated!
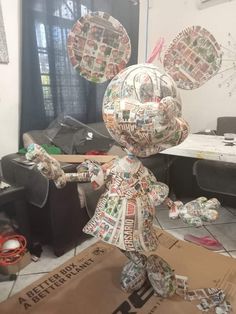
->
[175,276,232,313]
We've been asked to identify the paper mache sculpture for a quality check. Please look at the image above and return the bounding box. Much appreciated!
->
[24,11,231,309]
[26,63,190,297]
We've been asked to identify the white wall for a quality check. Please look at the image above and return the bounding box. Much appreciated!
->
[139,0,236,133]
[0,0,21,158]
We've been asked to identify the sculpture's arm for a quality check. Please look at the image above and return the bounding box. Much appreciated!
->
[65,171,90,183]
[26,143,116,189]
[26,143,91,188]
[79,158,116,190]
[148,182,169,207]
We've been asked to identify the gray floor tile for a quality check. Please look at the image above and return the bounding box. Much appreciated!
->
[165,226,228,253]
[228,251,236,258]
[205,223,236,251]
[0,280,14,303]
[156,204,190,229]
[203,206,236,225]
[224,206,236,216]
[165,226,214,242]
[10,273,45,296]
[75,237,99,255]
[164,226,225,253]
[19,246,75,275]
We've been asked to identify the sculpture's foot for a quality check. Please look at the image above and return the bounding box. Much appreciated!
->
[146,255,176,298]
[120,260,147,293]
[120,250,148,293]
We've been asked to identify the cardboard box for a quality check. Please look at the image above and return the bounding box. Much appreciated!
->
[53,145,126,164]
[53,154,116,163]
[0,251,31,275]
[0,230,236,313]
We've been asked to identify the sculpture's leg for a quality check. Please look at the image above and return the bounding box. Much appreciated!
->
[120,250,148,293]
[146,254,177,298]
[120,250,177,298]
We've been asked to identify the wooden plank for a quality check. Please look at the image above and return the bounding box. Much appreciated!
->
[53,154,117,163]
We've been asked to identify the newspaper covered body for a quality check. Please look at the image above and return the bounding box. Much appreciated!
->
[83,155,169,252]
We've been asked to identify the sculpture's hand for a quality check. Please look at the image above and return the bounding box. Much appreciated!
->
[177,197,220,227]
[78,160,105,190]
[26,143,67,188]
[148,182,169,207]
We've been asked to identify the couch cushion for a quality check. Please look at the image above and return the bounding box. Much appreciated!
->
[51,122,114,154]
[86,122,110,137]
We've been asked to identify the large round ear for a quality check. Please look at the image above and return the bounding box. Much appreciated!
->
[67,11,131,83]
[163,26,222,90]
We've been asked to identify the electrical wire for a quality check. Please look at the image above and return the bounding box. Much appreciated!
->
[0,235,27,266]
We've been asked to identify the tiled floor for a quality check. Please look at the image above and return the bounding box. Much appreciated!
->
[1,203,236,303]
[155,202,236,258]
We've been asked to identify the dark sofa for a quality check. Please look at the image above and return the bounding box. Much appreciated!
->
[1,156,90,257]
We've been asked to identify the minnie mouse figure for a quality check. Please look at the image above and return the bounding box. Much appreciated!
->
[26,63,189,297]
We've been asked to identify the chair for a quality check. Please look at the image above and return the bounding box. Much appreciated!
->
[194,116,236,204]
[194,160,236,196]
[216,116,236,135]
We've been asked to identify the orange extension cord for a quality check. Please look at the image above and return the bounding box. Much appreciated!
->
[0,234,27,266]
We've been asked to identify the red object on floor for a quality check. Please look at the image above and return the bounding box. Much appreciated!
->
[183,234,224,251]
[0,234,27,265]
[85,150,108,155]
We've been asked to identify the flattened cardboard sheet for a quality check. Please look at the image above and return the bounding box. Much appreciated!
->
[53,154,116,163]
[0,230,235,314]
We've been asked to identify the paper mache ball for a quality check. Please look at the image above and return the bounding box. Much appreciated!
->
[103,63,189,157]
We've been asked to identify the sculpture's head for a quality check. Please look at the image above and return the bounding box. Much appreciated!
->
[103,63,189,157]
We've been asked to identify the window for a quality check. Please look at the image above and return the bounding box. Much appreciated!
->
[21,0,139,136]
